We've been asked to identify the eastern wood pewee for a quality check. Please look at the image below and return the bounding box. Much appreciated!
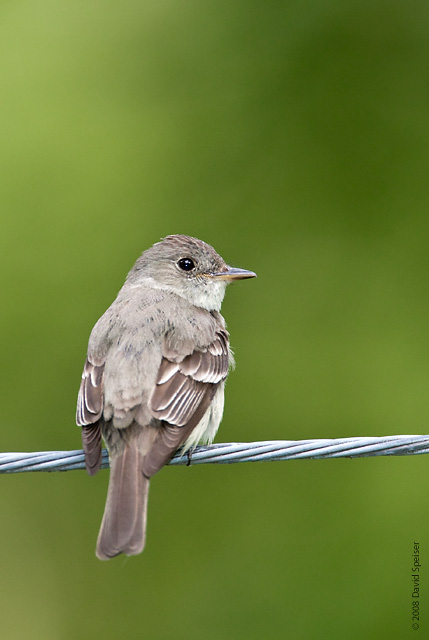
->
[76,234,256,560]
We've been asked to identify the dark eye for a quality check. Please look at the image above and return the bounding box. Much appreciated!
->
[177,258,196,272]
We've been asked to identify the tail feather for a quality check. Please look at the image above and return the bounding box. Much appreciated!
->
[96,445,149,560]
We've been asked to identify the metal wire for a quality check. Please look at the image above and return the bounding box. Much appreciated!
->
[1,435,429,473]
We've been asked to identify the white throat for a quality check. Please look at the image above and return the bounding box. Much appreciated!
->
[131,276,227,312]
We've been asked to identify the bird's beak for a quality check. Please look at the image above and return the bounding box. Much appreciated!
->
[209,267,257,281]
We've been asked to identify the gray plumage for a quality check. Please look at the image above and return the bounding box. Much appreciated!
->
[76,234,255,560]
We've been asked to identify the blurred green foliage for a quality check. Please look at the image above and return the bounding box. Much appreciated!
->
[1,1,429,638]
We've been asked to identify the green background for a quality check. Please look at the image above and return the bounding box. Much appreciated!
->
[1,1,428,638]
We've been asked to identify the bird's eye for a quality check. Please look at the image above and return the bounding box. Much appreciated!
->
[177,258,196,272]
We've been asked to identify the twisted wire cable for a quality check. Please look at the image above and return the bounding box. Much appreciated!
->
[1,434,429,473]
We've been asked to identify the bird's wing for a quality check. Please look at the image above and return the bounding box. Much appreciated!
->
[76,358,105,475]
[150,329,229,426]
[143,329,230,477]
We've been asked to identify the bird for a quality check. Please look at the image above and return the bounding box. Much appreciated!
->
[76,234,256,559]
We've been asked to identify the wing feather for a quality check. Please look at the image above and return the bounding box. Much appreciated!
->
[76,358,105,475]
[156,359,180,385]
[149,329,230,427]
[143,385,217,478]
[77,359,105,425]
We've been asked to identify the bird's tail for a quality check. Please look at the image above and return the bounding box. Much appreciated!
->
[96,444,149,560]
